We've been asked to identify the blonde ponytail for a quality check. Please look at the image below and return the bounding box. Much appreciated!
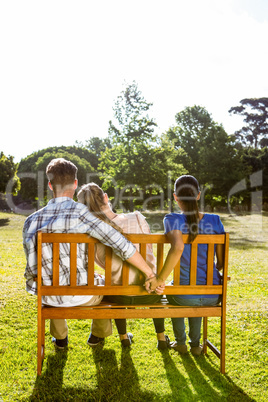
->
[77,183,124,234]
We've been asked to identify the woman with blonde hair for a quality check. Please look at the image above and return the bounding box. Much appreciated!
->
[78,183,169,349]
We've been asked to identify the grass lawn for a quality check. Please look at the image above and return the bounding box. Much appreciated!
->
[0,210,267,401]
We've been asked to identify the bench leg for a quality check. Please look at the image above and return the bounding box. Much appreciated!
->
[37,318,45,376]
[203,315,226,374]
[203,317,208,354]
[220,314,226,374]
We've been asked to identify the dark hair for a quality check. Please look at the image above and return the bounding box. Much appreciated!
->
[77,183,123,234]
[174,175,200,242]
[46,158,77,191]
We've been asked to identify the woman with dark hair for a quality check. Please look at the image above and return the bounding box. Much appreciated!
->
[149,175,225,356]
[77,183,169,349]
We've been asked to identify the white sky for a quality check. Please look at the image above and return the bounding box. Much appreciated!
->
[1,0,268,163]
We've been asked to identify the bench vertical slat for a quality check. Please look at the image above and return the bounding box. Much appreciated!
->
[105,247,112,286]
[122,260,129,286]
[157,243,164,275]
[173,259,181,286]
[139,243,147,282]
[206,243,214,285]
[52,243,60,286]
[70,243,77,286]
[87,243,95,286]
[190,243,198,285]
[140,243,147,260]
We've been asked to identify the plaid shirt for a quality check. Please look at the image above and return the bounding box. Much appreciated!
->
[23,197,136,306]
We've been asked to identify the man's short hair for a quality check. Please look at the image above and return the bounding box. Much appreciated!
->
[46,158,78,190]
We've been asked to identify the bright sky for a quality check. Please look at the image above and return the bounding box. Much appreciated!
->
[1,0,268,163]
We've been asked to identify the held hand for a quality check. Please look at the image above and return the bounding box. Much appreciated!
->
[154,284,165,295]
[144,275,158,293]
[144,275,165,293]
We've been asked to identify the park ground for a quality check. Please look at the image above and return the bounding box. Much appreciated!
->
[0,211,267,401]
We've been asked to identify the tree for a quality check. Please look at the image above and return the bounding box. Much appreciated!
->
[75,137,112,170]
[229,97,268,148]
[100,81,160,211]
[0,152,19,194]
[165,105,244,208]
[241,147,268,207]
[17,146,95,203]
[84,137,111,157]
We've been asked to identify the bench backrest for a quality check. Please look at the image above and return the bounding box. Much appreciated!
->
[37,231,229,300]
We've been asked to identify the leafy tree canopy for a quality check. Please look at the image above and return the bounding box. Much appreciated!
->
[108,80,157,146]
[18,146,95,173]
[17,146,94,201]
[83,137,111,157]
[229,97,268,148]
[241,147,268,203]
[165,105,244,202]
[0,152,20,194]
[75,138,112,169]
[101,81,160,210]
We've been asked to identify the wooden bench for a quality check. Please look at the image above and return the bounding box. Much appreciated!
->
[37,231,229,375]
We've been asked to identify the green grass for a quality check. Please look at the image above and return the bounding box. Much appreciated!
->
[0,211,267,401]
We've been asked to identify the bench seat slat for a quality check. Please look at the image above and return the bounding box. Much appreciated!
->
[42,300,221,309]
[42,306,222,320]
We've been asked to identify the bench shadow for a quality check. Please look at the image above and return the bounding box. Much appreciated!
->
[194,354,257,401]
[91,346,158,401]
[230,238,267,250]
[165,351,256,402]
[29,348,68,401]
[28,346,159,401]
[27,346,256,401]
[159,350,196,401]
[0,218,10,227]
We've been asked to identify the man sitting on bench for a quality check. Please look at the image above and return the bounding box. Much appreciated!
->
[23,158,158,349]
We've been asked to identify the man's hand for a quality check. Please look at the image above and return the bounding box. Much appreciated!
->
[144,275,165,293]
[144,275,158,292]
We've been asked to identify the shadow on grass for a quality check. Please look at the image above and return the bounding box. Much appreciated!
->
[230,238,267,250]
[193,354,257,401]
[0,218,10,227]
[27,347,257,401]
[91,347,159,401]
[29,347,159,401]
[29,348,68,401]
[159,349,196,400]
[161,350,256,402]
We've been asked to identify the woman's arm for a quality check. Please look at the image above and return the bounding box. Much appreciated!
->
[216,244,224,270]
[158,230,184,281]
[146,230,184,290]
